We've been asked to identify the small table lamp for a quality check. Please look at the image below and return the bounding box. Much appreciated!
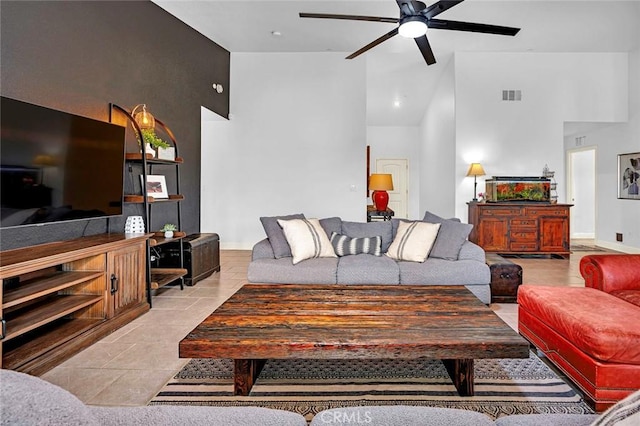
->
[466,163,485,201]
[368,174,394,211]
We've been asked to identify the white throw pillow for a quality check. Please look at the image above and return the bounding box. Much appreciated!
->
[386,220,441,263]
[277,218,337,265]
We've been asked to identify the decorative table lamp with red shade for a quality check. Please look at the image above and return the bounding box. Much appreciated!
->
[368,173,394,211]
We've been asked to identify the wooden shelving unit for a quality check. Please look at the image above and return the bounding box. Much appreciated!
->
[3,271,103,309]
[111,104,186,303]
[150,268,189,290]
[0,234,150,374]
[4,294,103,340]
[2,318,103,371]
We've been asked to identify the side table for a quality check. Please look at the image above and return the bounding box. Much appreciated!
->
[367,205,394,222]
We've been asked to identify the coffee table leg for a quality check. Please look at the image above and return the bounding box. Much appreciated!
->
[442,359,474,396]
[234,359,266,396]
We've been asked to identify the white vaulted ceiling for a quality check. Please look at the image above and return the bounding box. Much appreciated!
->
[153,0,639,126]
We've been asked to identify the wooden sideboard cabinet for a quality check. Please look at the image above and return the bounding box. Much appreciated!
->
[468,203,572,258]
[0,234,151,375]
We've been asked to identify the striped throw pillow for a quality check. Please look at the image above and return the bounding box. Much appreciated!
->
[330,232,382,257]
[591,389,640,426]
[386,220,441,263]
[277,218,337,265]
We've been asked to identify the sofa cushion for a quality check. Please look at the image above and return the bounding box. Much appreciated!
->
[319,217,342,237]
[494,413,599,426]
[278,218,336,265]
[398,258,491,286]
[337,254,400,284]
[386,221,440,263]
[89,406,308,426]
[421,211,473,260]
[518,286,640,364]
[458,240,488,263]
[422,210,461,223]
[342,221,394,252]
[330,232,382,257]
[610,289,640,308]
[248,257,338,284]
[260,213,305,258]
[311,406,494,426]
[0,369,98,426]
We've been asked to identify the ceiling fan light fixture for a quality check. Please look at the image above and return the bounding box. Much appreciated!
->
[398,16,427,38]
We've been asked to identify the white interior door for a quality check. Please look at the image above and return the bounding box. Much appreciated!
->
[376,159,408,219]
[567,147,596,239]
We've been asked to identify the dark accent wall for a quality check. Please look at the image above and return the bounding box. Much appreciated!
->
[0,0,230,250]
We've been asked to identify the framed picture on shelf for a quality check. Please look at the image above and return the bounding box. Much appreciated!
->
[618,152,640,200]
[141,175,169,199]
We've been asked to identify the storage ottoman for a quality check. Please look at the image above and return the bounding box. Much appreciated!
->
[486,253,522,303]
[160,233,220,285]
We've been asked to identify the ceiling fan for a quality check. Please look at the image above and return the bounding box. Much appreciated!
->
[300,0,520,66]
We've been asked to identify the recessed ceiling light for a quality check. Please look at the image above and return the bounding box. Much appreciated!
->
[393,100,401,108]
[271,31,282,37]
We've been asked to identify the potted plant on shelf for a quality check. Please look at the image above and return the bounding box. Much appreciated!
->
[137,129,171,158]
[161,223,177,238]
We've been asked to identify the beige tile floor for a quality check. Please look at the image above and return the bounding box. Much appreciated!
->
[41,243,613,407]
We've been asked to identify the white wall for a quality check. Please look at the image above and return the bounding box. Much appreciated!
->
[453,52,628,221]
[562,48,640,252]
[366,126,421,219]
[201,50,639,251]
[201,53,366,249]
[419,59,456,218]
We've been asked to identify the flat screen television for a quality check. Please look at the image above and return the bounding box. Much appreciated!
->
[1,96,126,228]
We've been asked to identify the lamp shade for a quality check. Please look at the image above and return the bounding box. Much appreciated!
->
[368,174,394,191]
[466,163,486,177]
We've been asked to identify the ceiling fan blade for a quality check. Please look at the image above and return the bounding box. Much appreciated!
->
[299,12,398,24]
[396,0,424,15]
[415,35,436,65]
[423,0,465,19]
[428,18,520,36]
[346,27,399,60]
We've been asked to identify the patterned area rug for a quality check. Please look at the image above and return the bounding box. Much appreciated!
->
[150,352,594,421]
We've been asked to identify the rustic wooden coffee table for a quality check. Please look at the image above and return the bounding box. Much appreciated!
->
[179,284,529,396]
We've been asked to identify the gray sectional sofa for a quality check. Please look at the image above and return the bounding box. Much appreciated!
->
[248,212,492,304]
[7,368,637,426]
[0,369,307,426]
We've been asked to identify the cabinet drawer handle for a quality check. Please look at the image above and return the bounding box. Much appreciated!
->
[0,318,5,340]
[110,274,119,295]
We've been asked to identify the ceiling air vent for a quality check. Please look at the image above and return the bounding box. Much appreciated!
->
[502,90,522,101]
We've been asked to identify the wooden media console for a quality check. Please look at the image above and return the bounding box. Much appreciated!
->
[0,234,151,375]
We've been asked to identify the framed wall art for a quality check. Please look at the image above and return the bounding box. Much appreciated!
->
[141,174,169,199]
[618,152,640,200]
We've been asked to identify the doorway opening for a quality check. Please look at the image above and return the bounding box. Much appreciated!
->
[567,147,596,239]
[376,159,409,219]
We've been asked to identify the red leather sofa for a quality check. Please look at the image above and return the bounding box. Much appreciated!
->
[518,254,640,411]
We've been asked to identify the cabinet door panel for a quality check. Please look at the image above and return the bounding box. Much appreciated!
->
[478,218,509,251]
[540,217,569,252]
[107,242,146,317]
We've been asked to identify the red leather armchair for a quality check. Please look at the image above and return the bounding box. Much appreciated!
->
[580,254,640,306]
[518,254,640,411]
